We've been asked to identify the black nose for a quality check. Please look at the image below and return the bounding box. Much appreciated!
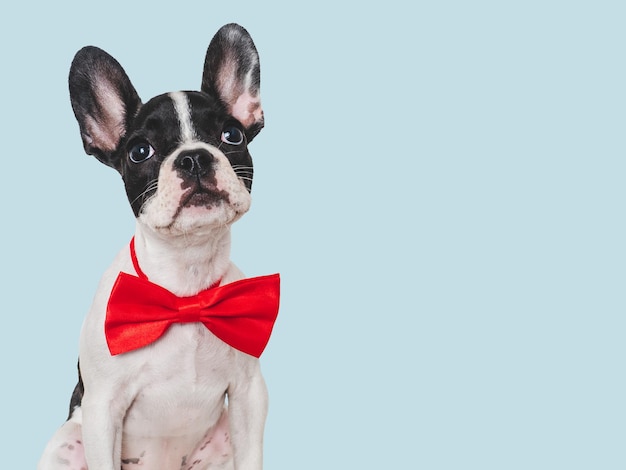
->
[175,149,214,177]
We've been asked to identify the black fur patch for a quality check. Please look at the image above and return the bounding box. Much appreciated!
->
[67,361,84,420]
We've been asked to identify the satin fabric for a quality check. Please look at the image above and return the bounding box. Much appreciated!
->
[104,239,280,357]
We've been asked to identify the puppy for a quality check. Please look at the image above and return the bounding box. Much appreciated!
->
[38,23,279,470]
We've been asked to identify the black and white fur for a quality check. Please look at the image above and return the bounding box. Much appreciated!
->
[38,23,269,470]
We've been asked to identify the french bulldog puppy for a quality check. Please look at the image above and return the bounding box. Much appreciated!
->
[38,23,278,470]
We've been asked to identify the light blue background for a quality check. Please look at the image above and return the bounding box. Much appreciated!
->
[1,1,624,468]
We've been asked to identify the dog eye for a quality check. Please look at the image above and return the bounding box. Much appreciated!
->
[221,126,244,145]
[129,142,155,163]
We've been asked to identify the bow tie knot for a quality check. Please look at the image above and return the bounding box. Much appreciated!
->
[177,298,207,322]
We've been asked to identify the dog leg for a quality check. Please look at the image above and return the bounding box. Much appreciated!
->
[81,389,127,470]
[228,370,268,470]
[38,409,86,470]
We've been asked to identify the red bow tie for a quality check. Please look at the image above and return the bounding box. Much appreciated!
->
[105,238,280,357]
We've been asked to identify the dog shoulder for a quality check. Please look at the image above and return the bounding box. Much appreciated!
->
[222,262,245,285]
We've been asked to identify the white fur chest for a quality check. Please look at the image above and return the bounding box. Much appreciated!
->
[120,324,235,437]
[115,324,251,469]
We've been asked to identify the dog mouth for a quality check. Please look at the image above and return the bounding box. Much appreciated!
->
[180,184,229,208]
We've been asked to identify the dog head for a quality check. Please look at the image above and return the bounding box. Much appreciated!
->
[68,24,263,236]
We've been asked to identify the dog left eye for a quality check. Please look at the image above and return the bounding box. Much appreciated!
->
[221,126,244,145]
[129,142,155,163]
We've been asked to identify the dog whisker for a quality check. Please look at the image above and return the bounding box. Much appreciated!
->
[130,180,158,207]
[232,167,253,174]
[222,150,244,156]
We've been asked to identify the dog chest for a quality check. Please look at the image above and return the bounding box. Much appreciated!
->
[121,324,234,434]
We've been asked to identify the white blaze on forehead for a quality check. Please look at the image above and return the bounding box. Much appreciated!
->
[170,91,197,143]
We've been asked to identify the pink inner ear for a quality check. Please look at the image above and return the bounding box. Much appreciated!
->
[232,92,263,129]
[216,57,238,103]
[84,77,127,152]
[214,54,263,129]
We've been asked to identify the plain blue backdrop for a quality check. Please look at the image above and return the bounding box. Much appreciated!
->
[1,1,625,468]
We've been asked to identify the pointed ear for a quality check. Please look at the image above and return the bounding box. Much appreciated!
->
[69,46,141,169]
[201,24,264,140]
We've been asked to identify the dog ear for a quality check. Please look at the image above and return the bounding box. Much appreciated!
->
[202,23,264,140]
[69,47,141,170]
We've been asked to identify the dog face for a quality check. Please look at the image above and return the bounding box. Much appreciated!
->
[69,24,263,236]
[120,90,254,234]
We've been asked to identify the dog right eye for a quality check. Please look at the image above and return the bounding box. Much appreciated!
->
[129,142,155,163]
[221,126,244,146]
